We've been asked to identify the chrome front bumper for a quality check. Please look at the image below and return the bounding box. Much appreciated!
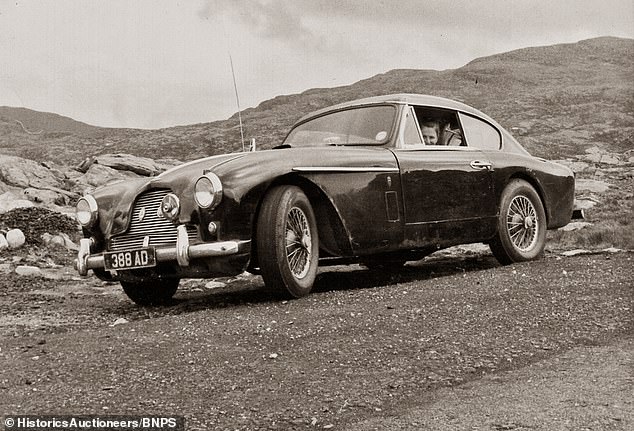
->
[76,224,250,276]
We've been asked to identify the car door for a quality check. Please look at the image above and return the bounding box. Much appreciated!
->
[393,106,497,248]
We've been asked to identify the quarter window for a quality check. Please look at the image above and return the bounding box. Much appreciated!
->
[459,113,501,151]
[401,109,424,147]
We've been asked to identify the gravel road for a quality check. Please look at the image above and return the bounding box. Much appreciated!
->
[0,251,632,430]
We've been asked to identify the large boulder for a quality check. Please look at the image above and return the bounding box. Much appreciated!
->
[94,153,169,176]
[0,155,64,189]
[23,187,66,206]
[0,191,35,214]
[70,163,141,195]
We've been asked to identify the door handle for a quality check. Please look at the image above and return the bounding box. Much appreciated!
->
[470,160,492,170]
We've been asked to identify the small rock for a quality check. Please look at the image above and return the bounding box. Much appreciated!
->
[575,179,610,193]
[559,221,592,232]
[15,265,43,277]
[59,233,79,251]
[0,263,12,274]
[46,234,67,248]
[204,280,225,289]
[0,234,8,250]
[112,318,129,326]
[603,247,622,253]
[42,232,79,251]
[268,353,279,359]
[600,154,621,165]
[574,199,598,210]
[6,229,26,249]
[562,249,591,257]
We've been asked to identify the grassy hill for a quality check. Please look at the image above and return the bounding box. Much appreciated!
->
[1,36,632,164]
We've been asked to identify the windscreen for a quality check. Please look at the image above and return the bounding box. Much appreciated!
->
[283,105,396,147]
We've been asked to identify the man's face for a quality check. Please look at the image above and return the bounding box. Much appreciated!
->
[421,126,438,145]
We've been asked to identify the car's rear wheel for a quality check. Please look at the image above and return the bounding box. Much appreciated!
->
[490,179,546,265]
[257,186,319,298]
[120,279,179,305]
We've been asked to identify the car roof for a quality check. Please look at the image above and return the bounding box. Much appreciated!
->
[291,93,531,156]
[296,93,495,125]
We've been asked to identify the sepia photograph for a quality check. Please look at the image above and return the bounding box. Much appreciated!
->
[1,1,632,429]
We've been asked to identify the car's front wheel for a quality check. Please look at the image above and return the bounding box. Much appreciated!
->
[490,179,546,264]
[120,279,179,305]
[257,185,319,298]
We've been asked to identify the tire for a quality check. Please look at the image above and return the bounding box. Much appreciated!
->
[120,279,179,305]
[256,186,319,298]
[490,179,547,265]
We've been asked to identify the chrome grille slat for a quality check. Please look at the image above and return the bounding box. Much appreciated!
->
[109,189,198,251]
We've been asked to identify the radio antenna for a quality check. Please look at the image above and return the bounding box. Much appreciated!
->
[229,53,246,152]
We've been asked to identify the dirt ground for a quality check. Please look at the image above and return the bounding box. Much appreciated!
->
[0,251,632,430]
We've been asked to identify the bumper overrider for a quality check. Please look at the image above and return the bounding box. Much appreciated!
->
[76,224,250,276]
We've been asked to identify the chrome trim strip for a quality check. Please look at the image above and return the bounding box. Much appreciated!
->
[405,215,497,226]
[293,166,399,173]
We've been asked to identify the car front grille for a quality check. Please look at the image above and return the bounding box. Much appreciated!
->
[109,189,198,251]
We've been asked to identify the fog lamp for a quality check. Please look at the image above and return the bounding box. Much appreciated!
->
[160,193,180,221]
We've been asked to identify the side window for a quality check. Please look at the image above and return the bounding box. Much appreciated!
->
[411,106,463,146]
[401,108,424,148]
[459,113,501,151]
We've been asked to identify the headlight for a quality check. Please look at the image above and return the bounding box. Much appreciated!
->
[194,173,223,209]
[76,195,98,228]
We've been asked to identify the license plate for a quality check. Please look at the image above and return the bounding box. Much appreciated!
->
[104,248,156,270]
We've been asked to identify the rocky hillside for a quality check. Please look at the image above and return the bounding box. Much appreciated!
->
[1,37,632,163]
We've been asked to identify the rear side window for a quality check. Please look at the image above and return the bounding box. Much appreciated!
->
[459,113,501,151]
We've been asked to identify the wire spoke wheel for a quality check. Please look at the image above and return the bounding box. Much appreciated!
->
[490,179,546,265]
[507,195,539,251]
[285,207,312,279]
[257,186,319,298]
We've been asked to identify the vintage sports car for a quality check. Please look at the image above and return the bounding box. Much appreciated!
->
[76,94,575,305]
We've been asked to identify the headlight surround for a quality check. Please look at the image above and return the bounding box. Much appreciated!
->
[194,173,223,209]
[76,195,98,228]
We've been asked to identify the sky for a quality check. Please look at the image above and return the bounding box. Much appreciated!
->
[1,0,632,129]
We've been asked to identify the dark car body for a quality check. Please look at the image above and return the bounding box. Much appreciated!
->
[76,94,574,303]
